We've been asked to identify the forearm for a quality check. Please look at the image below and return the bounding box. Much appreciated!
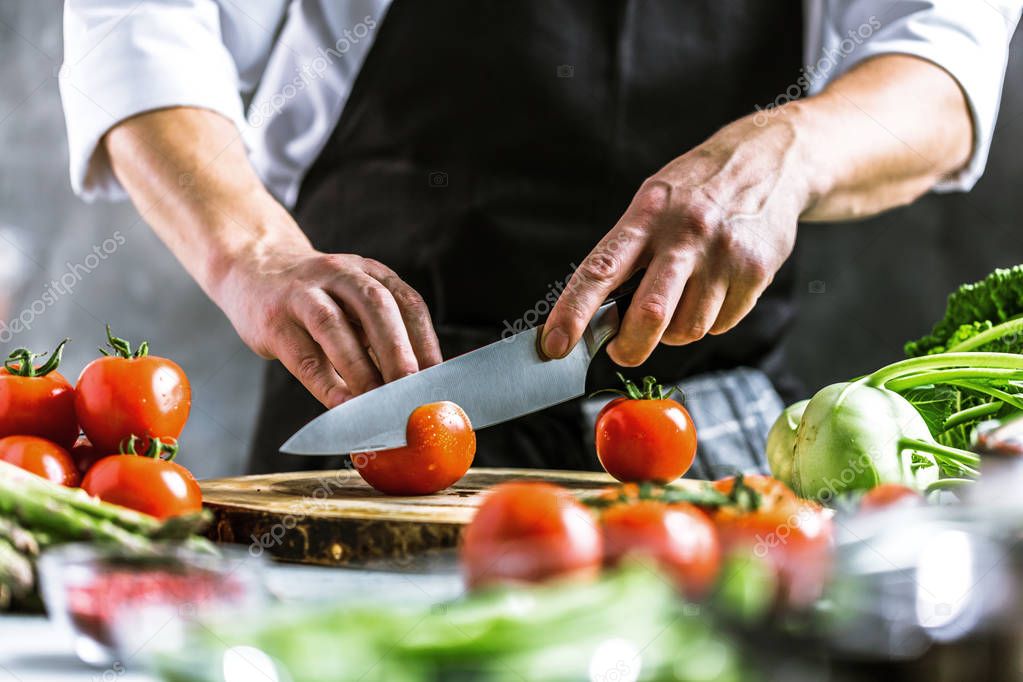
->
[105,106,440,404]
[103,107,309,300]
[791,54,973,221]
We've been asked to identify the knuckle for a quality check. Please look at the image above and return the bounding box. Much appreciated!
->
[577,251,620,284]
[359,282,393,307]
[656,254,689,283]
[343,351,375,375]
[683,203,719,239]
[683,208,716,240]
[295,354,324,383]
[717,226,746,255]
[258,299,290,334]
[633,294,670,326]
[745,258,773,285]
[634,179,673,217]
[321,253,355,271]
[306,301,341,333]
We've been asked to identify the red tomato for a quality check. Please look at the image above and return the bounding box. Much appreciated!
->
[860,483,923,512]
[82,453,202,519]
[70,436,106,476]
[713,475,832,607]
[461,482,602,589]
[75,328,190,456]
[0,340,79,449]
[601,501,720,598]
[354,401,475,496]
[595,376,697,483]
[0,435,79,486]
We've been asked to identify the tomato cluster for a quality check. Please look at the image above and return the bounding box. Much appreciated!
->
[460,474,834,608]
[0,329,199,519]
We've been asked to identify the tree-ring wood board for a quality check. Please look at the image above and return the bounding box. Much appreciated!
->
[200,467,699,567]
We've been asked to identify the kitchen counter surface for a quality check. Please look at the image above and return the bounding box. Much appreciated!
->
[0,559,464,682]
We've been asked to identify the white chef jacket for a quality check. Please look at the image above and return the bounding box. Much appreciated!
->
[60,0,1022,207]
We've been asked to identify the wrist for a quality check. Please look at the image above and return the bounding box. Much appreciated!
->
[772,97,840,215]
[201,197,313,304]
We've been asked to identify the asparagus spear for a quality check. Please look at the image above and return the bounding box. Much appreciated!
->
[0,461,161,534]
[0,517,40,556]
[0,460,211,544]
[0,538,35,598]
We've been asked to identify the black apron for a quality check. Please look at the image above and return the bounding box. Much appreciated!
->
[250,0,804,474]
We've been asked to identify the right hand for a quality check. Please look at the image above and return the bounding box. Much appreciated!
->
[215,246,442,407]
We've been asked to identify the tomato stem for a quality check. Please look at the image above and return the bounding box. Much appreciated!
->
[2,338,69,377]
[583,472,762,512]
[99,324,150,359]
[119,435,179,461]
[589,372,684,403]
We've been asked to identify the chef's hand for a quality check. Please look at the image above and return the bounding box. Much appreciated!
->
[542,54,973,366]
[217,245,442,407]
[542,113,805,366]
[103,107,442,408]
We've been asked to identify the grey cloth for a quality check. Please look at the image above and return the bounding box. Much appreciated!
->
[580,367,784,480]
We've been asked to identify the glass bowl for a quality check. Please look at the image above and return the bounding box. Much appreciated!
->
[38,542,267,666]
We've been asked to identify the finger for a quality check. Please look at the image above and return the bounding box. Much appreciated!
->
[606,254,691,366]
[543,227,646,358]
[332,274,420,382]
[275,323,352,408]
[361,260,444,369]
[709,277,765,336]
[295,289,383,394]
[662,273,728,346]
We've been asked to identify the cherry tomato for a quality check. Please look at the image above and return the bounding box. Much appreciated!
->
[601,500,720,598]
[461,482,602,589]
[70,436,107,476]
[0,435,79,486]
[75,327,190,456]
[860,483,923,512]
[82,442,201,520]
[354,401,475,496]
[0,340,79,449]
[713,475,832,607]
[595,375,697,483]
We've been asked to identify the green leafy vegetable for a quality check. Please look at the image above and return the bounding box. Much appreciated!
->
[156,565,750,682]
[905,265,1023,357]
[900,267,1023,450]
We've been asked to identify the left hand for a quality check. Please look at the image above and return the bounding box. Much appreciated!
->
[542,111,812,366]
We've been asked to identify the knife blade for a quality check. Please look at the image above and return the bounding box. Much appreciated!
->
[279,298,624,455]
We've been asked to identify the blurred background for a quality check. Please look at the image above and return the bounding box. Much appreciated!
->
[1,4,1021,479]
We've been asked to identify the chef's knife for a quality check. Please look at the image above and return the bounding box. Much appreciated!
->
[280,289,634,455]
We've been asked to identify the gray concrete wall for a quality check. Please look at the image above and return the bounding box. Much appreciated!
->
[1,4,1021,478]
[0,4,261,479]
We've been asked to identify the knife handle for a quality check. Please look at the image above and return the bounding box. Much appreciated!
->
[605,270,642,311]
[535,271,643,360]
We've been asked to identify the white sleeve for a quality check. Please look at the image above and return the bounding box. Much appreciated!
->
[808,0,1023,192]
[59,0,248,203]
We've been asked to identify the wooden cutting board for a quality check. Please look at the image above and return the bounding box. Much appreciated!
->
[201,467,632,567]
